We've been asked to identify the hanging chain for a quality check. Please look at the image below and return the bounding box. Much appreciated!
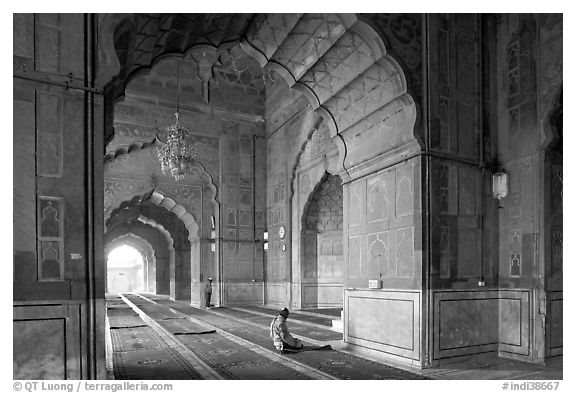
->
[176,58,180,114]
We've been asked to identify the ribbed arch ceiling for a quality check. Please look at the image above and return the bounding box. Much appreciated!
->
[106,13,415,140]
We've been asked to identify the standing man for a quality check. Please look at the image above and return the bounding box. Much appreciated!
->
[269,308,303,354]
[204,278,213,308]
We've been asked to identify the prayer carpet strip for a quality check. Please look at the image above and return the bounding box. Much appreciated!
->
[141,295,430,380]
[127,295,314,379]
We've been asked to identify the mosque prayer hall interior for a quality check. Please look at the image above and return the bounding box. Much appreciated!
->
[13,13,562,380]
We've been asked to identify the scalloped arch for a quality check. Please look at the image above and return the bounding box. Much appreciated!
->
[106,189,198,242]
[136,214,175,248]
[104,140,158,164]
[98,14,417,153]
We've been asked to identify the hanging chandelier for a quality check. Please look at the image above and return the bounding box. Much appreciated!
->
[156,59,197,181]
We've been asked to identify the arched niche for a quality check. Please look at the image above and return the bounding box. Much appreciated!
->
[299,172,344,308]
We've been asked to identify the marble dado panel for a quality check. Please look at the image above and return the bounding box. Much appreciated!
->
[13,302,84,379]
[547,291,562,356]
[432,290,530,361]
[265,282,290,306]
[224,282,264,305]
[302,283,342,307]
[345,289,420,361]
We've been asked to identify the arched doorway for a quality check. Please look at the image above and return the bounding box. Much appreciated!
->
[106,245,145,293]
[105,233,158,293]
[301,173,344,307]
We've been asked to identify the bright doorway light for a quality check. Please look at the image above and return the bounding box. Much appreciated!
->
[106,245,144,293]
[108,245,143,268]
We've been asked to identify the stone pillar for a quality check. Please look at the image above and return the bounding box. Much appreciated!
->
[13,13,106,379]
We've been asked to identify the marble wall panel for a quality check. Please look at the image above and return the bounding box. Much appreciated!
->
[265,282,289,306]
[433,290,531,361]
[396,164,414,218]
[434,291,498,360]
[457,228,480,278]
[302,284,343,307]
[174,250,191,300]
[548,292,563,355]
[36,91,63,177]
[14,92,37,280]
[348,181,364,229]
[345,289,420,361]
[396,227,414,277]
[348,236,362,278]
[368,232,390,278]
[13,14,34,60]
[224,282,264,304]
[13,303,82,379]
[498,290,530,357]
[13,318,66,379]
[367,173,393,223]
[498,299,522,346]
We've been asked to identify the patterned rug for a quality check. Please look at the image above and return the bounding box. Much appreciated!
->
[157,319,216,335]
[123,295,311,379]
[113,348,203,380]
[110,317,202,380]
[146,296,429,380]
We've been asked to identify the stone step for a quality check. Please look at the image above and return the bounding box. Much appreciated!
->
[331,310,344,332]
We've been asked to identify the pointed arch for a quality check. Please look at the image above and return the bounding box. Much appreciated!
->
[97,14,418,161]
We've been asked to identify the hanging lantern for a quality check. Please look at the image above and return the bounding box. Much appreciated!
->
[156,59,197,181]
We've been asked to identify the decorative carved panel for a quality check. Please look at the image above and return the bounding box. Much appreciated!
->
[457,228,480,278]
[439,164,449,214]
[368,232,389,277]
[227,208,236,227]
[348,236,362,278]
[36,92,63,177]
[37,196,65,281]
[396,166,414,217]
[348,182,362,227]
[367,177,389,223]
[552,231,562,274]
[552,166,563,217]
[396,228,414,277]
[440,226,450,278]
[510,253,521,277]
[458,166,477,216]
[238,210,251,227]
